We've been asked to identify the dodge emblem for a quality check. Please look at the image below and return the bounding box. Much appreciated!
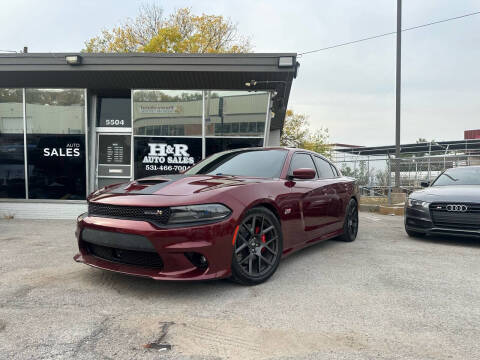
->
[144,209,163,216]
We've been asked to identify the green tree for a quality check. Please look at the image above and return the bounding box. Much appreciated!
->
[340,161,372,185]
[83,5,251,53]
[280,110,331,157]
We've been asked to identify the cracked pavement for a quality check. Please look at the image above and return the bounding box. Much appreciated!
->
[0,214,479,359]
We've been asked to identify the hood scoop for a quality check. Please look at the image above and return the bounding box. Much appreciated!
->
[135,178,170,185]
[108,174,187,195]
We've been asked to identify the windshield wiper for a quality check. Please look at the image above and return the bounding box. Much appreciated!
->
[443,173,459,182]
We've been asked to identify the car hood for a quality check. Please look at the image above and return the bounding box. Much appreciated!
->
[409,185,480,203]
[89,174,272,203]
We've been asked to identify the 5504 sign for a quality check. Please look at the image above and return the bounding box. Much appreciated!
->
[104,119,125,126]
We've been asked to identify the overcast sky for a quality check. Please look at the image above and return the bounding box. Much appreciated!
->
[1,0,479,146]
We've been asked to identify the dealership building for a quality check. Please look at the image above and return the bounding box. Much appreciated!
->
[0,53,298,218]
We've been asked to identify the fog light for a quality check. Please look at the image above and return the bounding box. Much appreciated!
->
[185,252,209,271]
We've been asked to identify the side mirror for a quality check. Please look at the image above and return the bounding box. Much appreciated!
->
[292,168,316,180]
[420,181,430,188]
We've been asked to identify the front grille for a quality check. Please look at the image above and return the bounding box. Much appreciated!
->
[88,202,170,224]
[430,203,480,230]
[83,241,163,269]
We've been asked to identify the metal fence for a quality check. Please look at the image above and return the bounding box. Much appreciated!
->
[332,147,480,200]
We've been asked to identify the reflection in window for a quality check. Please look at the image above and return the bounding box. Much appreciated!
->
[205,91,268,137]
[313,156,335,179]
[133,90,202,136]
[97,97,131,128]
[26,89,86,199]
[0,88,25,198]
[25,89,85,134]
[206,137,263,157]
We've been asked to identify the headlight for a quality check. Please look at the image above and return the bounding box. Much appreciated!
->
[407,198,430,209]
[168,204,231,224]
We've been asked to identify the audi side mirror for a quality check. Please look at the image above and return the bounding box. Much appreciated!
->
[420,181,430,188]
[292,168,316,180]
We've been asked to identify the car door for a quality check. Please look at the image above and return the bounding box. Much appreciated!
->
[313,156,345,232]
[288,152,330,242]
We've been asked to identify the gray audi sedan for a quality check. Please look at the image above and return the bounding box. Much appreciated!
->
[405,166,480,238]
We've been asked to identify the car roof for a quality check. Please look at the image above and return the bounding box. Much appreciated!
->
[223,146,321,155]
[220,146,334,163]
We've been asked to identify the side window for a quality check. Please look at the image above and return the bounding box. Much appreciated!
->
[330,164,339,177]
[289,153,317,178]
[314,156,335,179]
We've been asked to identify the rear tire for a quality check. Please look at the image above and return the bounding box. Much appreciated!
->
[230,207,283,286]
[337,199,358,242]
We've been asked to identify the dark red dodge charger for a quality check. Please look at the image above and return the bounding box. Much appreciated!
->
[74,147,359,285]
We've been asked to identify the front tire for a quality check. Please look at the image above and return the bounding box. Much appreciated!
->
[338,199,358,242]
[231,207,283,286]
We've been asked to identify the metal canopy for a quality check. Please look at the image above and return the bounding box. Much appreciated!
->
[0,52,299,131]
[335,139,480,156]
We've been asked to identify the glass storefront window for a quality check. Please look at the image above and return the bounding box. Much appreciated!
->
[134,137,202,178]
[97,97,131,128]
[205,91,269,137]
[0,89,25,198]
[206,137,263,157]
[25,89,86,199]
[133,90,203,136]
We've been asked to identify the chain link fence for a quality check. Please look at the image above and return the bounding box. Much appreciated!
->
[332,146,480,203]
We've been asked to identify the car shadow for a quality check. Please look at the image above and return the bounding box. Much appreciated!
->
[81,267,239,299]
[79,239,344,296]
[279,238,342,266]
[408,233,480,249]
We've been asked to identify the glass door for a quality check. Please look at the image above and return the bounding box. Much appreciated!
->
[95,96,132,189]
[96,133,131,189]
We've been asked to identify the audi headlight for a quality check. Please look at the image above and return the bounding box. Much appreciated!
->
[407,198,430,209]
[168,204,231,224]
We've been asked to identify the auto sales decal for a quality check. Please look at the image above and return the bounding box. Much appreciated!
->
[43,143,81,157]
[143,143,194,165]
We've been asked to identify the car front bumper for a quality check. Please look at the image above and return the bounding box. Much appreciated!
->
[405,207,480,238]
[74,215,237,281]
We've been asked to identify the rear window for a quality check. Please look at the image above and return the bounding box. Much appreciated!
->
[185,149,288,178]
[314,156,336,179]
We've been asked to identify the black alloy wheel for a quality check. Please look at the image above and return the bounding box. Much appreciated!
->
[231,207,283,285]
[338,199,358,242]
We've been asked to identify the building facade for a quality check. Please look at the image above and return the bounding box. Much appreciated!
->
[0,53,298,217]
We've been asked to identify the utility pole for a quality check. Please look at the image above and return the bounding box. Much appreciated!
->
[394,0,402,191]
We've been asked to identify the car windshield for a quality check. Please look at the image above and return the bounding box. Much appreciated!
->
[432,167,480,186]
[184,149,287,178]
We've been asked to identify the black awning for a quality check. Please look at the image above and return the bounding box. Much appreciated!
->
[0,53,298,130]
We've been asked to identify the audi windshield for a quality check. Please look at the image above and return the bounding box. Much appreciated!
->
[432,167,480,186]
[184,149,288,178]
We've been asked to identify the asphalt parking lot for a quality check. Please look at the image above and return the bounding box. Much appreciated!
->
[0,214,479,360]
